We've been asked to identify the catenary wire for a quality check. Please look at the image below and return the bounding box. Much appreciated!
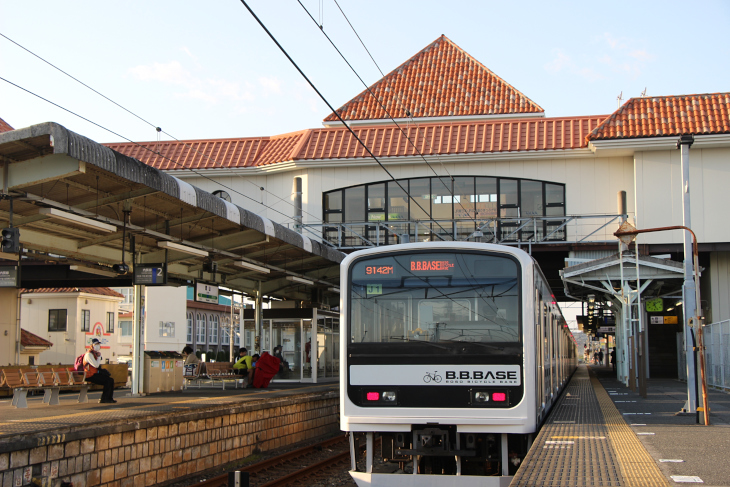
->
[297,0,478,227]
[0,32,324,226]
[239,0,451,240]
[0,76,309,227]
[332,0,470,208]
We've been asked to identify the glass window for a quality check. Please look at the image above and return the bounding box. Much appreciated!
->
[187,313,193,343]
[409,178,431,220]
[453,177,475,220]
[48,309,67,332]
[387,181,409,220]
[81,309,90,332]
[209,314,219,344]
[196,313,206,344]
[474,177,498,218]
[431,177,453,221]
[349,251,521,348]
[499,179,519,217]
[324,190,342,223]
[120,320,133,337]
[367,183,385,221]
[159,321,175,337]
[521,180,543,217]
[545,183,565,216]
[107,312,115,332]
[344,186,365,222]
[222,327,230,346]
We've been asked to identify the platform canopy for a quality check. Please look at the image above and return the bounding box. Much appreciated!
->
[0,123,344,304]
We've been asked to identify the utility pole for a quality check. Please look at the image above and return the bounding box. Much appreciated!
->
[678,134,697,414]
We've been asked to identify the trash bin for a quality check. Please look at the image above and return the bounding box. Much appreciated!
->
[160,351,184,392]
[143,351,163,394]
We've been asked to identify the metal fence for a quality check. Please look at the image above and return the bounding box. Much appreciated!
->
[704,319,730,391]
[299,214,624,250]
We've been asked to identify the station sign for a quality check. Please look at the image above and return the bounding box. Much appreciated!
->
[133,263,168,286]
[0,265,18,288]
[195,281,219,304]
[598,326,615,334]
[650,316,679,325]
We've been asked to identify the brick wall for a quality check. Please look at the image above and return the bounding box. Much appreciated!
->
[0,391,339,487]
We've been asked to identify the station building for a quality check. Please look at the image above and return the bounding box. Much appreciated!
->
[107,35,730,383]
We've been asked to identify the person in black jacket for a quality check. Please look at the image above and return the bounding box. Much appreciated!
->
[84,338,116,404]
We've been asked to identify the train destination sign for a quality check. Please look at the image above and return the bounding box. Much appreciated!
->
[133,263,167,286]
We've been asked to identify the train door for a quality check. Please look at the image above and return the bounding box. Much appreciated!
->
[535,292,544,414]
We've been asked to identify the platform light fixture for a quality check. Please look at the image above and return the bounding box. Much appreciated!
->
[158,241,209,257]
[235,261,271,274]
[286,276,314,285]
[39,208,116,233]
[70,265,118,278]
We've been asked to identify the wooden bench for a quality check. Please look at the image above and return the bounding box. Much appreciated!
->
[203,362,240,390]
[51,368,90,405]
[1,368,90,408]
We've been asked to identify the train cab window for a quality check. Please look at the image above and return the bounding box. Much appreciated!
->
[348,251,521,349]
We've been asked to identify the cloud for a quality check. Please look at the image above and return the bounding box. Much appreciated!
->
[128,61,192,86]
[544,34,654,82]
[129,60,256,105]
[258,76,282,95]
[544,49,605,81]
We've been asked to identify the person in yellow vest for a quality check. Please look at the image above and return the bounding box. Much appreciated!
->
[84,338,116,404]
[233,348,253,385]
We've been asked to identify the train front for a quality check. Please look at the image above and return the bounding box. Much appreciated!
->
[341,243,536,487]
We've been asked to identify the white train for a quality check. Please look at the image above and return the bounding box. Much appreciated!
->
[340,242,577,486]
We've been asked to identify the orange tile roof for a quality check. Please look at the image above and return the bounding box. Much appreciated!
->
[21,329,53,348]
[104,131,308,170]
[0,117,13,133]
[21,287,125,298]
[323,35,543,123]
[588,93,730,140]
[108,116,607,170]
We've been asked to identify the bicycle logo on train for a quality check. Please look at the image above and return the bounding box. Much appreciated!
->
[423,371,442,383]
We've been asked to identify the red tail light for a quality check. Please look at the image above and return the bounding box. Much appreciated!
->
[492,392,507,402]
[366,392,380,401]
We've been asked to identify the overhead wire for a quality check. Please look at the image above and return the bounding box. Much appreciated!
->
[239,0,451,240]
[0,75,307,227]
[0,32,324,226]
[331,0,480,222]
[297,0,479,229]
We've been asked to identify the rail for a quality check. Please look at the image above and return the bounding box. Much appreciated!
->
[296,214,624,250]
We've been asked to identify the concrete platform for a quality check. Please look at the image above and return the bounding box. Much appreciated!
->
[511,365,730,487]
[0,381,339,487]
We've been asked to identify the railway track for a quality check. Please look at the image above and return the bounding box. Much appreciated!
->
[191,434,369,487]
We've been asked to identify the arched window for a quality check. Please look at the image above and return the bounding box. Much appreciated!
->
[323,176,566,244]
[209,314,219,345]
[186,313,193,343]
[196,313,206,344]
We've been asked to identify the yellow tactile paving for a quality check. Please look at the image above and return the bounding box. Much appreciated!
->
[510,366,670,487]
[590,373,670,487]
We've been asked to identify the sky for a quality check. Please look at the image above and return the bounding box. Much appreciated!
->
[1,1,729,146]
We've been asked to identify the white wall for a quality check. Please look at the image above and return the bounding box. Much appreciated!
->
[21,291,122,366]
[144,286,188,351]
[634,147,730,245]
[709,252,730,323]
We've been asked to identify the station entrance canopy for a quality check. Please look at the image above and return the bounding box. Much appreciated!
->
[0,123,344,302]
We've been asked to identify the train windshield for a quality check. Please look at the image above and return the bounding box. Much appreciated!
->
[349,251,520,347]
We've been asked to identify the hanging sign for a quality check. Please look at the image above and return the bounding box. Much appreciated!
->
[0,265,18,287]
[133,263,168,286]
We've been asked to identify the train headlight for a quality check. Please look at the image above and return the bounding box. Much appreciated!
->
[382,391,397,402]
[492,392,507,402]
[473,391,489,403]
